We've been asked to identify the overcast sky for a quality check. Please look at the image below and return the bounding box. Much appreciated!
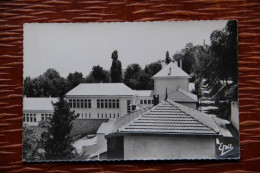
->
[24,21,227,78]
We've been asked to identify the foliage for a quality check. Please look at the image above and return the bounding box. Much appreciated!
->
[44,96,79,160]
[67,72,84,89]
[86,65,110,83]
[23,125,47,161]
[110,50,122,83]
[24,68,69,97]
[123,63,142,89]
[165,51,171,64]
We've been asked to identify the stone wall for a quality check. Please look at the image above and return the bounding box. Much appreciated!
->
[71,119,109,136]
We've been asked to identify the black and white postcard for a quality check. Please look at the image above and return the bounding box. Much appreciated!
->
[23,21,239,161]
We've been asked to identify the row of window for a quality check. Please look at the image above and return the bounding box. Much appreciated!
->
[23,113,52,122]
[140,99,153,105]
[23,114,36,122]
[69,99,91,108]
[97,113,120,119]
[97,99,119,109]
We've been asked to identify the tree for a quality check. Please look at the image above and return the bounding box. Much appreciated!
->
[146,61,162,76]
[44,97,78,160]
[123,63,142,89]
[67,72,84,89]
[165,51,171,64]
[86,65,110,83]
[110,50,122,83]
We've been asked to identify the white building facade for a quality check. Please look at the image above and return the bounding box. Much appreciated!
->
[65,83,134,119]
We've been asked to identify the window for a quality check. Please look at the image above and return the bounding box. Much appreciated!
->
[148,100,151,104]
[98,113,99,118]
[88,99,91,108]
[140,100,143,104]
[81,99,84,108]
[116,99,119,108]
[101,99,104,108]
[109,99,112,108]
[144,100,147,104]
[85,113,87,118]
[112,99,116,108]
[89,113,91,118]
[76,99,80,108]
[69,100,72,108]
[110,113,111,118]
[73,99,76,108]
[23,114,25,122]
[105,100,108,108]
[113,113,115,118]
[118,113,120,117]
[152,100,154,104]
[101,113,103,118]
[127,100,131,113]
[105,113,107,118]
[97,99,100,108]
[85,100,87,108]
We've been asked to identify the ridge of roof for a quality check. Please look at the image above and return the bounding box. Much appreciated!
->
[152,62,190,78]
[66,83,134,96]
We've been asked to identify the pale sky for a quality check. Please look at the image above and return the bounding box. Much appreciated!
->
[24,21,227,78]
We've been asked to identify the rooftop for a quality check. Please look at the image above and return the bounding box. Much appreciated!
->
[66,83,134,96]
[23,97,58,111]
[152,62,190,78]
[168,88,198,103]
[106,100,220,137]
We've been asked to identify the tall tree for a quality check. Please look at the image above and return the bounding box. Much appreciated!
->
[44,96,78,160]
[110,50,122,83]
[165,51,171,64]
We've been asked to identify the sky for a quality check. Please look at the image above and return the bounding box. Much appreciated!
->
[23,21,227,78]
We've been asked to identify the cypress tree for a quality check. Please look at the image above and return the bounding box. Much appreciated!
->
[165,51,171,64]
[44,96,78,160]
[110,50,122,83]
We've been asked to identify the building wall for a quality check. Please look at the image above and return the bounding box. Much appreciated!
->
[66,96,133,119]
[124,135,216,160]
[23,110,53,126]
[135,96,153,108]
[154,78,189,101]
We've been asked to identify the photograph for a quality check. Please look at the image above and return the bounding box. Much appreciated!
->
[22,21,239,161]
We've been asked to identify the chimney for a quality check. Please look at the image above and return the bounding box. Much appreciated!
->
[153,94,159,106]
[168,68,171,75]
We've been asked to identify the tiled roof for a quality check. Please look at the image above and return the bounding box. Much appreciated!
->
[168,88,198,102]
[66,83,134,96]
[23,97,58,111]
[152,62,190,78]
[117,100,220,136]
[134,90,153,97]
